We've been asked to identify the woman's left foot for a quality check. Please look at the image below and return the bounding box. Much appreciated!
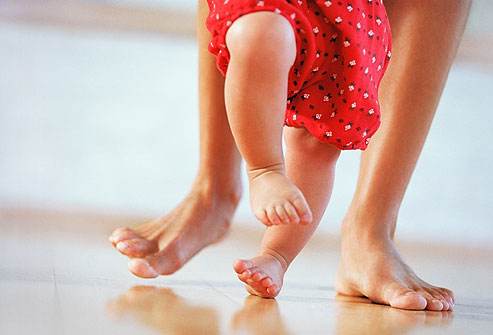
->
[335,227,455,311]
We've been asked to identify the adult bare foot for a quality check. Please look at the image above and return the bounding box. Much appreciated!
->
[233,253,287,298]
[109,180,241,278]
[335,225,455,311]
[248,167,312,226]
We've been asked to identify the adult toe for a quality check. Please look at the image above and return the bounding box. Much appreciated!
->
[109,227,140,245]
[128,259,159,278]
[438,287,455,305]
[416,289,445,311]
[116,238,158,258]
[389,287,427,310]
[429,288,452,310]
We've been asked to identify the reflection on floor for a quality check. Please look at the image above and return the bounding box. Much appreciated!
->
[1,207,493,334]
[1,2,493,333]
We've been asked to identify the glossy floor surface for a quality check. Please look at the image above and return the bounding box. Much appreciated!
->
[1,207,493,335]
[1,1,493,334]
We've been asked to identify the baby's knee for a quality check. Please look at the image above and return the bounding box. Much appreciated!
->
[225,11,296,68]
[284,127,341,158]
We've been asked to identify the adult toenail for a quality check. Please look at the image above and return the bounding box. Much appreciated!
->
[116,242,128,250]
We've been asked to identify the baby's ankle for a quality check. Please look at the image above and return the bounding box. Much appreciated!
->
[258,248,289,273]
[246,162,286,181]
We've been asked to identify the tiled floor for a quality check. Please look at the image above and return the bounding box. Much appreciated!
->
[1,207,493,335]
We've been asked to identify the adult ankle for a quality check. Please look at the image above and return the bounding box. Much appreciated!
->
[341,211,397,244]
[194,172,243,205]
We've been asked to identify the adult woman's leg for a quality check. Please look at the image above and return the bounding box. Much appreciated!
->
[108,0,243,278]
[336,0,471,310]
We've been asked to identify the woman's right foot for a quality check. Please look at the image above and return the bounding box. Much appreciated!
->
[335,225,455,311]
[233,253,287,298]
[109,180,241,278]
[248,167,312,226]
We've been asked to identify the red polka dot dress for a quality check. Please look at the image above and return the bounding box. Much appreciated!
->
[206,0,392,150]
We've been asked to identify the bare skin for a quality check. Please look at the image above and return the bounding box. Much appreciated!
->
[108,0,242,277]
[335,0,471,311]
[109,0,471,310]
[224,13,342,297]
[224,12,312,227]
[109,182,239,277]
[234,127,340,297]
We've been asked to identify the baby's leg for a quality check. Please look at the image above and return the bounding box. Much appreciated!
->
[224,12,312,226]
[234,127,340,297]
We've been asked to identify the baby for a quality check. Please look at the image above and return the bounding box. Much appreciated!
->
[206,0,391,297]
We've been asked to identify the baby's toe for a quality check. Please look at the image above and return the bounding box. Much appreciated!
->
[238,270,252,281]
[254,210,271,226]
[291,197,312,224]
[251,271,268,282]
[275,205,290,224]
[261,277,273,287]
[266,207,281,225]
[233,259,253,274]
[284,202,300,224]
[266,285,279,297]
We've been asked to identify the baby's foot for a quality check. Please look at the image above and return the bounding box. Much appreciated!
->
[248,168,312,226]
[233,253,287,298]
